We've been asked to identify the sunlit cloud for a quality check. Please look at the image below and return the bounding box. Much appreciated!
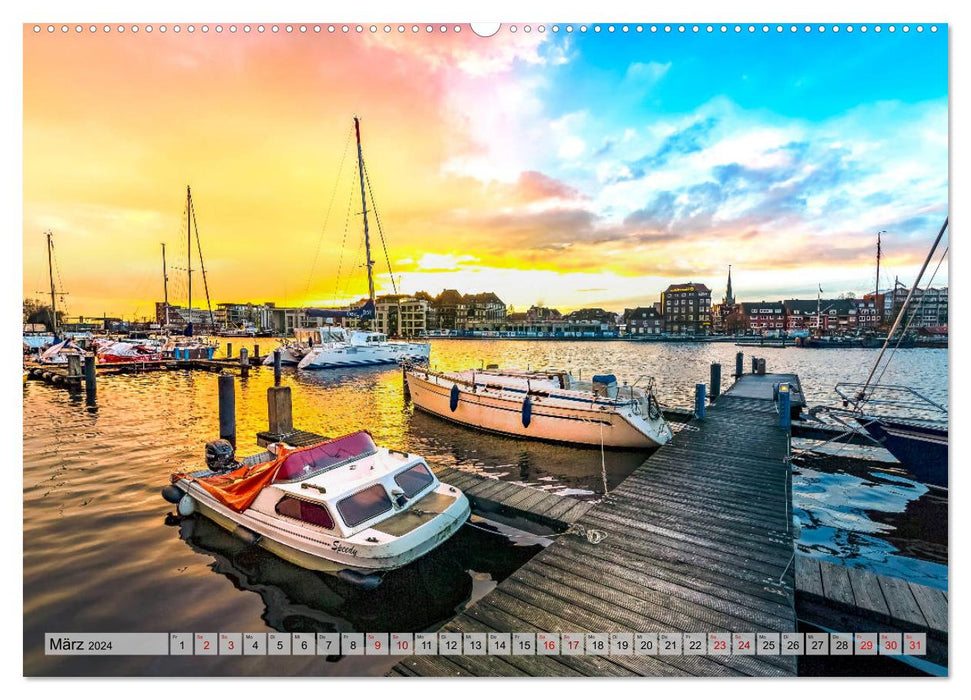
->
[23,27,947,318]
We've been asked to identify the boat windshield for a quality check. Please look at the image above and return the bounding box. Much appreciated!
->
[273,431,377,483]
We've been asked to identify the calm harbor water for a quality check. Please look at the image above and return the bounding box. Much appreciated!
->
[23,339,947,676]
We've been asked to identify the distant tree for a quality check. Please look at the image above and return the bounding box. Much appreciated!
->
[724,310,750,334]
[838,292,857,300]
[23,297,61,330]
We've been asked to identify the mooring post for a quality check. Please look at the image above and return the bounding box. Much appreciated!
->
[226,342,233,359]
[267,384,293,437]
[254,344,260,360]
[778,382,792,430]
[239,348,249,378]
[710,362,721,400]
[218,372,236,447]
[694,383,707,420]
[67,354,81,379]
[752,356,758,374]
[758,358,767,375]
[735,351,743,379]
[83,355,96,403]
[273,349,282,386]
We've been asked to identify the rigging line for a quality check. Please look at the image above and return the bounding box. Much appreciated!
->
[857,217,948,405]
[870,244,948,394]
[361,156,398,295]
[306,125,354,299]
[189,195,215,325]
[332,176,356,307]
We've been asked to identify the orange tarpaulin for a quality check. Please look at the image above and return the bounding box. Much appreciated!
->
[171,431,377,513]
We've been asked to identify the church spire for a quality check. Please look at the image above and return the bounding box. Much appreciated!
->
[725,265,734,305]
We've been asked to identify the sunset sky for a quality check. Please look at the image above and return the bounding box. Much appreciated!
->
[23,24,948,319]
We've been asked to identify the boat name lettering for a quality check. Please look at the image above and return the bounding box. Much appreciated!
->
[331,541,359,556]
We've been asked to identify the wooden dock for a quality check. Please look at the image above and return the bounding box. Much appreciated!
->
[795,555,948,669]
[392,375,797,677]
[25,355,264,386]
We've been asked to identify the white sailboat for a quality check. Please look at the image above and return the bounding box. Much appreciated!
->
[405,367,673,449]
[299,117,430,371]
[164,430,469,588]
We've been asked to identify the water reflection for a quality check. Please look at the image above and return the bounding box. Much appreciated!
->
[173,513,542,638]
[791,451,947,589]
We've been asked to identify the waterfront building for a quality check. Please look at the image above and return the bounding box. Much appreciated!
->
[214,302,273,331]
[742,301,786,333]
[464,292,507,325]
[661,283,711,334]
[375,295,429,338]
[267,306,328,335]
[783,298,857,334]
[429,289,466,330]
[624,306,664,336]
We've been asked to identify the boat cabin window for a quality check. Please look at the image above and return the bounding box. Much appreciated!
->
[273,431,377,484]
[275,496,336,530]
[394,463,434,498]
[337,484,392,527]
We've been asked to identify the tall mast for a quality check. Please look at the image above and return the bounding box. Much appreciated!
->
[875,230,883,323]
[45,230,58,335]
[186,186,193,327]
[354,117,376,303]
[162,242,170,326]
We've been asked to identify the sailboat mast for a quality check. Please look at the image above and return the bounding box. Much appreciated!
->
[875,230,882,322]
[354,117,376,303]
[162,242,170,327]
[46,230,58,335]
[186,186,193,324]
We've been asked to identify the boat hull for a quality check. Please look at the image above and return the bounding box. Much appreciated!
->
[298,342,430,370]
[859,418,948,487]
[405,371,669,449]
[177,479,470,575]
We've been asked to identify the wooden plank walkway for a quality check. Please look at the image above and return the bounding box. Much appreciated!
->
[794,555,948,668]
[392,388,797,676]
[724,372,805,412]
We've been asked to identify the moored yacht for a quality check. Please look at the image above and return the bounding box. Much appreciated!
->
[163,430,470,587]
[298,330,430,370]
[294,116,430,371]
[405,367,672,449]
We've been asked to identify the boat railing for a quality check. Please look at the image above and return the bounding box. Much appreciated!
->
[831,382,947,426]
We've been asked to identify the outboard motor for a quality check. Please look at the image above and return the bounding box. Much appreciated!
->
[592,374,619,399]
[205,439,237,472]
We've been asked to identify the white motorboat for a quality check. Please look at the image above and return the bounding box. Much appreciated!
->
[264,327,347,366]
[164,430,469,588]
[405,367,673,449]
[298,330,431,370]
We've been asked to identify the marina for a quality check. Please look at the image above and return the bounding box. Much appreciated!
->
[23,336,948,677]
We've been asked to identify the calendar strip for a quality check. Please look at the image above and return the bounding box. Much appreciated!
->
[45,632,927,657]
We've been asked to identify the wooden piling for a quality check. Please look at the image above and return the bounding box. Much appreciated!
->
[709,362,721,400]
[254,344,260,359]
[694,382,706,419]
[267,385,294,438]
[67,354,82,379]
[217,372,236,447]
[239,348,249,378]
[226,342,233,359]
[83,355,96,403]
[752,356,759,374]
[273,350,282,386]
[778,383,791,430]
[735,351,743,379]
